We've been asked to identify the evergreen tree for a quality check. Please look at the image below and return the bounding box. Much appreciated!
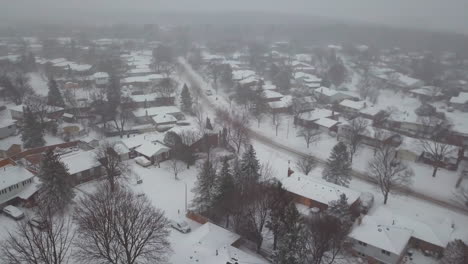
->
[180,83,193,113]
[47,78,65,107]
[37,149,75,213]
[205,117,213,130]
[214,158,237,227]
[21,107,45,148]
[322,142,352,187]
[273,203,307,264]
[327,194,353,231]
[106,72,121,119]
[240,145,261,188]
[266,181,292,250]
[440,240,467,264]
[192,159,218,212]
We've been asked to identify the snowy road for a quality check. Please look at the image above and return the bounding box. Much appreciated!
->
[177,57,468,217]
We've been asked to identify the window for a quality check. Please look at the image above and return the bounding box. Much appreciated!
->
[381,249,391,256]
[358,241,367,247]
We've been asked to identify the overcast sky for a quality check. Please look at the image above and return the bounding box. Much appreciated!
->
[2,0,468,34]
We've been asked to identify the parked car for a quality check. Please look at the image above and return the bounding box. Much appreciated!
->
[28,217,48,230]
[205,89,213,96]
[135,156,151,167]
[171,219,191,233]
[3,205,25,220]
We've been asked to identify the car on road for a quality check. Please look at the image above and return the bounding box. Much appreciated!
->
[3,205,25,220]
[28,217,48,230]
[171,219,191,233]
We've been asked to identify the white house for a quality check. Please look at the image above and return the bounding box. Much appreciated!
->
[0,110,16,139]
[92,72,110,86]
[132,106,183,124]
[0,164,36,206]
[449,92,468,110]
[339,99,367,114]
[134,142,170,165]
[58,150,104,184]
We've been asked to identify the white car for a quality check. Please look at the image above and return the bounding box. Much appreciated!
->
[171,219,191,233]
[135,156,151,167]
[3,205,25,220]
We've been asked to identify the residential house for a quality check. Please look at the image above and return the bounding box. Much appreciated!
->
[281,173,361,214]
[294,72,321,88]
[0,112,16,139]
[314,87,354,104]
[134,142,170,165]
[339,99,367,115]
[152,114,178,131]
[263,90,284,102]
[338,122,402,149]
[92,72,109,86]
[409,86,443,101]
[0,161,37,206]
[59,149,104,184]
[449,92,468,111]
[268,95,293,113]
[132,106,183,124]
[295,108,339,132]
[121,74,164,88]
[129,92,175,108]
[349,206,454,264]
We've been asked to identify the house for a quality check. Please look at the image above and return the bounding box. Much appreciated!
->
[59,149,104,184]
[0,162,37,206]
[409,86,443,101]
[339,99,366,113]
[294,72,321,88]
[152,115,178,131]
[314,87,354,104]
[175,221,269,264]
[349,206,454,264]
[92,72,109,86]
[313,117,340,133]
[9,104,64,120]
[112,142,130,161]
[295,108,339,129]
[121,74,164,88]
[280,173,361,214]
[134,142,170,165]
[129,93,176,108]
[263,90,284,102]
[0,110,16,139]
[268,95,292,113]
[132,106,183,124]
[449,92,468,111]
[338,122,402,149]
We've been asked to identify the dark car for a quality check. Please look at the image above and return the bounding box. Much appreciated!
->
[28,217,48,230]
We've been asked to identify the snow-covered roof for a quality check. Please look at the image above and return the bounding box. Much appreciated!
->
[450,92,468,104]
[113,142,130,155]
[299,108,334,121]
[295,72,321,83]
[121,74,164,84]
[62,113,74,118]
[410,86,442,97]
[0,109,15,127]
[263,90,283,99]
[130,92,175,103]
[339,99,366,110]
[232,70,256,81]
[314,86,338,97]
[0,165,35,191]
[238,76,258,86]
[92,72,109,79]
[350,215,413,255]
[268,95,292,109]
[132,106,181,118]
[59,151,101,175]
[127,67,154,75]
[314,117,339,128]
[152,114,177,124]
[135,142,170,157]
[281,174,361,206]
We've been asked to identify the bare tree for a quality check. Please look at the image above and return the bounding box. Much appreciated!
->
[193,105,206,134]
[419,139,456,177]
[229,111,250,153]
[74,184,171,264]
[344,117,369,162]
[112,96,135,138]
[368,144,414,204]
[170,158,184,180]
[272,113,282,136]
[291,98,307,127]
[304,214,350,264]
[297,127,320,148]
[1,210,75,264]
[296,156,316,175]
[95,141,129,192]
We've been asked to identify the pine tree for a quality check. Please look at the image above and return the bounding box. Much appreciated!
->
[327,194,353,231]
[180,83,193,113]
[192,159,218,212]
[47,78,65,107]
[21,107,45,148]
[205,117,213,130]
[322,142,352,187]
[214,158,237,227]
[273,203,307,264]
[37,149,75,213]
[266,181,292,250]
[240,145,261,188]
[440,240,467,264]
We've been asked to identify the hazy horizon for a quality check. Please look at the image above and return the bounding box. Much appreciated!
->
[1,0,468,35]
